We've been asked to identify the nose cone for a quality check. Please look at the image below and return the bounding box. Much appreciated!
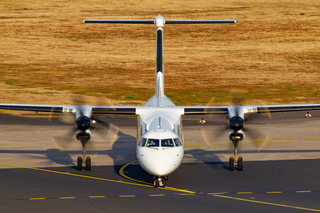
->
[149,161,173,176]
[137,147,184,176]
[229,116,244,131]
[76,116,91,131]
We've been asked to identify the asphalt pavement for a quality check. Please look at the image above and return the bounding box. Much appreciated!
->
[0,111,320,212]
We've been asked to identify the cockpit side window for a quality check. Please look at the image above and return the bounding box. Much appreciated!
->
[146,139,159,147]
[174,138,182,147]
[138,138,147,147]
[161,139,175,147]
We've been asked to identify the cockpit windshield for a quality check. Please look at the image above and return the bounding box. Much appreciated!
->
[138,138,147,147]
[174,138,182,147]
[161,139,174,147]
[146,139,160,147]
[138,137,182,148]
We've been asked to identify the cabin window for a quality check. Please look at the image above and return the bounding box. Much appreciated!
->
[146,139,159,147]
[174,138,182,147]
[138,138,147,147]
[161,139,175,147]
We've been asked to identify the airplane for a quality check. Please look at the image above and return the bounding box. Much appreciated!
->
[1,14,320,187]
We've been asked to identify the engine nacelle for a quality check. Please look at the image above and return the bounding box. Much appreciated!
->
[228,129,244,141]
[76,129,91,141]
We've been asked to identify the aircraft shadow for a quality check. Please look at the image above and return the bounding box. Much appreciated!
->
[0,115,137,177]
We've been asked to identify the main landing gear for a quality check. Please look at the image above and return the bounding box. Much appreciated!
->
[229,140,243,171]
[77,140,91,171]
[153,176,168,187]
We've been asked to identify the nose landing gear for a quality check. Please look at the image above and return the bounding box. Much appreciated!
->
[153,176,167,187]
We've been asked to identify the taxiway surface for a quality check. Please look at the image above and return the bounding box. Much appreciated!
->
[0,111,320,212]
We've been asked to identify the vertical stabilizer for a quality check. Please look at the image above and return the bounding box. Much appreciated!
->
[155,71,164,107]
[155,14,165,107]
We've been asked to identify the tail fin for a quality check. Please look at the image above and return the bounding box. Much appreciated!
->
[84,15,236,107]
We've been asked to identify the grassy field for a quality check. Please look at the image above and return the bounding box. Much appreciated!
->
[1,0,320,114]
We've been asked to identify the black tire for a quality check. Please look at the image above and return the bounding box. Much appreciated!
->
[86,157,91,171]
[229,157,234,171]
[238,157,243,171]
[161,177,166,187]
[77,156,82,171]
[154,178,159,187]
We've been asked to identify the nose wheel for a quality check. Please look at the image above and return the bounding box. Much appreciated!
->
[154,176,166,187]
[229,140,243,171]
[77,140,91,171]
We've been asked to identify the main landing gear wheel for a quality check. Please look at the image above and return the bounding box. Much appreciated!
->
[153,176,166,187]
[77,156,82,171]
[229,157,234,171]
[86,157,91,171]
[229,140,244,171]
[77,140,92,171]
[77,156,91,171]
[238,157,243,171]
[154,179,159,187]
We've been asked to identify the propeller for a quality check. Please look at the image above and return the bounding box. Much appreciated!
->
[202,90,271,152]
[201,97,229,147]
[49,93,119,156]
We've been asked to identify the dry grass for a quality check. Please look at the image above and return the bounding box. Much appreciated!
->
[1,0,320,112]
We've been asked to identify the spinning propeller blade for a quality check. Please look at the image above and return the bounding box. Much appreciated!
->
[202,90,271,152]
[49,93,120,157]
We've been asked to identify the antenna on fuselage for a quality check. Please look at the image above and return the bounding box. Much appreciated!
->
[84,15,236,107]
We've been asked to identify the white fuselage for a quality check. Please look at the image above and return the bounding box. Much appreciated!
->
[136,106,184,176]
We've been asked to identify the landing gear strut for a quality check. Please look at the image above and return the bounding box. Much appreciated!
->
[77,140,91,171]
[229,140,243,171]
[153,176,166,187]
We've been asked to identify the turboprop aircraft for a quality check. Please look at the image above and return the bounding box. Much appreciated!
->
[1,14,320,187]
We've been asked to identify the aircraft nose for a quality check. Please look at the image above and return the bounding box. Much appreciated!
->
[138,149,181,176]
[148,160,175,176]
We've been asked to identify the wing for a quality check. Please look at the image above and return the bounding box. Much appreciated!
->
[0,104,137,115]
[250,104,320,113]
[183,104,320,115]
[1,103,320,115]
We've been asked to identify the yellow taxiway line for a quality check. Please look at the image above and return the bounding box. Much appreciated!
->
[119,159,195,194]
[0,161,195,194]
[212,194,320,212]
